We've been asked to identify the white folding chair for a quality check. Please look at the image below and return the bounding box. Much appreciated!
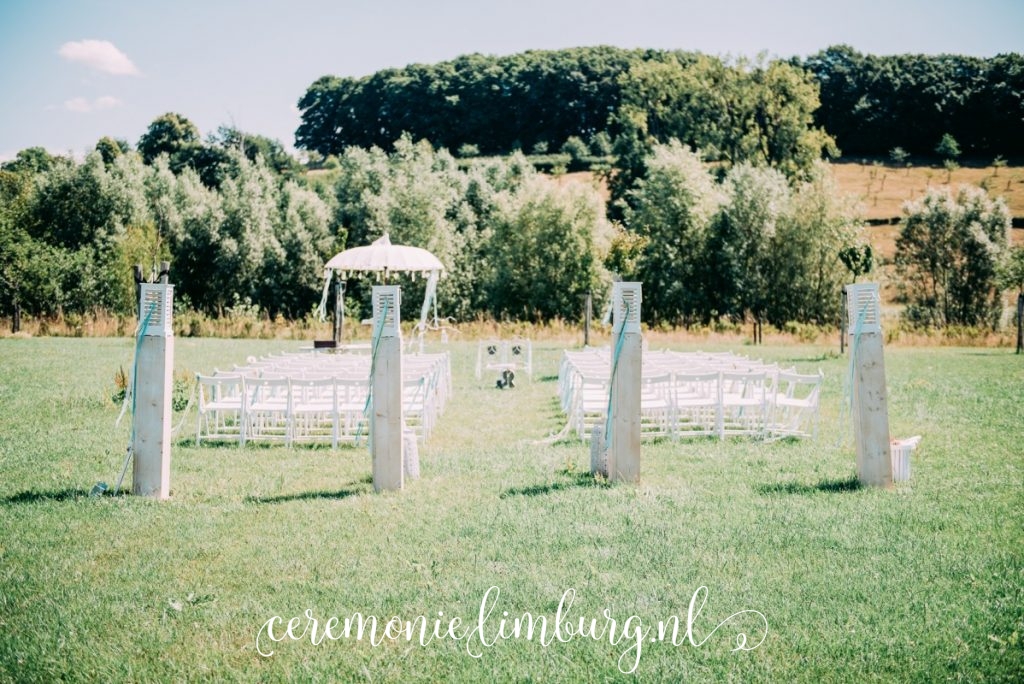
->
[246,377,293,445]
[672,370,721,439]
[719,370,768,439]
[195,373,247,445]
[770,370,823,438]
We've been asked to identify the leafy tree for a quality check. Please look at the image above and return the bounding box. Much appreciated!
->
[998,245,1024,295]
[0,169,48,330]
[0,147,59,175]
[589,131,614,157]
[210,125,302,179]
[935,133,961,161]
[332,136,480,319]
[148,158,228,312]
[838,243,874,281]
[137,112,201,170]
[889,147,910,166]
[619,140,722,324]
[486,173,611,321]
[560,136,590,161]
[96,136,130,166]
[895,185,1010,328]
[764,162,862,327]
[705,163,791,328]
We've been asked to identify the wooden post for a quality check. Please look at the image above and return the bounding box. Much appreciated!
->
[1016,292,1023,355]
[846,283,892,488]
[840,290,847,354]
[133,273,174,499]
[371,285,403,492]
[332,276,343,346]
[584,291,592,347]
[609,282,642,483]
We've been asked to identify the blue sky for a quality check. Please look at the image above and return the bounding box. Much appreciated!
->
[1,0,1021,162]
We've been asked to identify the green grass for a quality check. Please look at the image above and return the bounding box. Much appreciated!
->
[0,337,1022,682]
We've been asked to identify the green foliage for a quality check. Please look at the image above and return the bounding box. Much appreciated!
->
[2,339,1023,680]
[589,131,614,157]
[137,112,201,170]
[0,146,59,175]
[997,244,1024,294]
[896,185,1010,328]
[616,143,861,328]
[559,136,590,160]
[609,53,835,219]
[889,146,909,166]
[764,163,862,326]
[620,141,722,324]
[486,175,611,320]
[803,47,1024,157]
[935,133,962,161]
[838,243,874,280]
[95,136,129,166]
[706,163,791,324]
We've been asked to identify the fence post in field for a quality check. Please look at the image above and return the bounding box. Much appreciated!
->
[840,289,847,354]
[1017,292,1023,355]
[371,285,403,492]
[133,261,173,499]
[333,276,344,346]
[846,282,893,488]
[608,282,642,483]
[584,291,592,347]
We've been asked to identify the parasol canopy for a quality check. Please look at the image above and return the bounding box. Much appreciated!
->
[323,233,444,279]
[317,233,445,337]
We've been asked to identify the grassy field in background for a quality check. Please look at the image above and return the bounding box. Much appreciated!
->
[1,337,1022,682]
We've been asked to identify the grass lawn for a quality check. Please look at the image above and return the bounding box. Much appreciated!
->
[1,336,1022,682]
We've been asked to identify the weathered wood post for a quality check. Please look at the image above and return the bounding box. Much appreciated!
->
[371,285,403,492]
[608,282,642,483]
[333,278,345,346]
[840,289,847,354]
[133,262,173,498]
[1016,292,1023,355]
[846,283,892,488]
[584,291,592,347]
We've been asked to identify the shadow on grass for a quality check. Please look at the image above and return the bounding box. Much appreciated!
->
[537,374,559,383]
[500,469,610,498]
[178,439,365,452]
[1,486,127,504]
[244,475,374,504]
[756,475,862,496]
[784,352,841,363]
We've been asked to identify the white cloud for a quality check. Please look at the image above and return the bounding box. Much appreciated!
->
[94,96,122,110]
[58,39,139,76]
[63,95,124,113]
[64,97,92,113]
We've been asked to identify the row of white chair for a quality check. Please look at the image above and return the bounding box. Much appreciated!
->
[558,349,823,441]
[196,351,451,447]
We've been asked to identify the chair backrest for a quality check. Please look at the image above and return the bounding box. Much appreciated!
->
[776,370,823,401]
[196,373,245,405]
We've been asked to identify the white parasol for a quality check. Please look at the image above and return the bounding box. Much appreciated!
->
[317,234,445,338]
[323,233,444,279]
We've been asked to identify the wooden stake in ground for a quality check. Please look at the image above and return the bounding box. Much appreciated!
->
[133,264,173,499]
[846,283,892,488]
[609,282,642,483]
[1017,292,1023,355]
[371,285,403,492]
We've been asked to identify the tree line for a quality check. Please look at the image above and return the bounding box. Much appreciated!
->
[296,45,1023,162]
[2,41,1021,334]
